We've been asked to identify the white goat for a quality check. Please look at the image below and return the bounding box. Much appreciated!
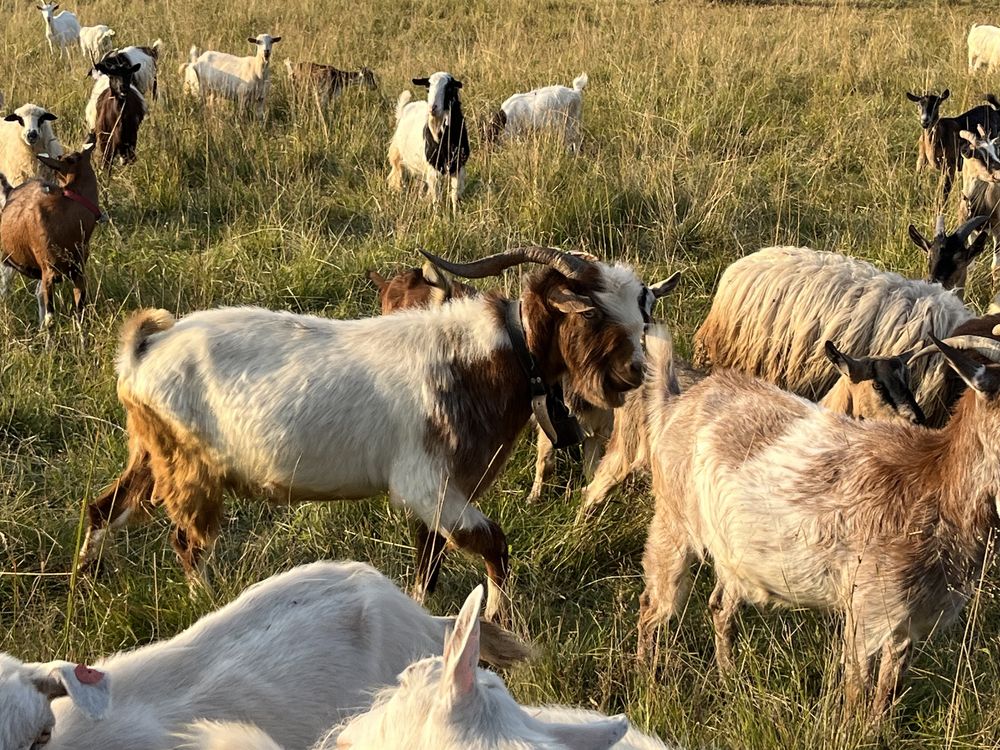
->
[183,586,673,750]
[0,103,63,185]
[639,325,1000,719]
[388,72,470,214]
[79,24,115,62]
[181,34,281,117]
[36,4,80,58]
[692,245,975,426]
[968,23,1000,72]
[79,247,654,624]
[0,561,528,750]
[484,73,588,153]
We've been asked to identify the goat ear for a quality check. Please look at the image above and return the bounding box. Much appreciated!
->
[248,36,259,44]
[823,340,866,382]
[412,77,431,87]
[40,112,57,122]
[271,36,281,43]
[941,88,950,100]
[29,662,111,720]
[36,153,67,172]
[907,224,931,253]
[3,114,21,124]
[542,716,629,750]
[421,261,454,297]
[451,79,463,89]
[649,271,681,298]
[129,63,141,73]
[442,586,483,699]
[905,91,920,102]
[548,286,595,314]
[933,335,1000,395]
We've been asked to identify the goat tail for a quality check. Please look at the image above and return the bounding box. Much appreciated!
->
[176,721,284,750]
[189,44,199,63]
[151,38,163,55]
[573,72,589,91]
[116,308,174,380]
[365,269,388,292]
[644,324,680,431]
[395,89,412,121]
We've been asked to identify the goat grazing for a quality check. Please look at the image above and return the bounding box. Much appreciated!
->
[0,103,63,185]
[969,24,1000,72]
[183,586,671,750]
[388,72,470,214]
[0,134,100,327]
[36,3,79,58]
[79,24,115,62]
[0,561,528,750]
[906,90,1000,198]
[87,60,146,173]
[79,247,655,623]
[284,60,377,106]
[483,73,588,153]
[692,245,976,426]
[181,34,281,117]
[639,326,1000,719]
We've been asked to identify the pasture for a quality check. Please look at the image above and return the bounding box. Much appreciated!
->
[2,0,999,747]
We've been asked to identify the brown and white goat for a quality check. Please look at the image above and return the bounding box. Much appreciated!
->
[0,135,100,327]
[79,247,656,623]
[284,60,377,107]
[957,128,1000,283]
[906,90,1000,199]
[367,261,475,314]
[638,325,1000,719]
[90,60,146,173]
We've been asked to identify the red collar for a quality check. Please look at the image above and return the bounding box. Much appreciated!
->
[63,189,103,219]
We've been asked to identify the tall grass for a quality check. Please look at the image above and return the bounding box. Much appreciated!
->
[2,1,1000,748]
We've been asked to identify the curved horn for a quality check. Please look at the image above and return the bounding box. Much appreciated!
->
[955,214,989,242]
[912,335,1000,363]
[419,246,591,280]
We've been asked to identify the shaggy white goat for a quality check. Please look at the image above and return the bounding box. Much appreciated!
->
[640,325,1000,718]
[968,23,1000,71]
[36,3,79,58]
[181,34,281,117]
[692,245,975,426]
[0,103,63,185]
[183,586,672,750]
[485,73,588,153]
[0,561,528,750]
[79,24,115,62]
[387,72,470,214]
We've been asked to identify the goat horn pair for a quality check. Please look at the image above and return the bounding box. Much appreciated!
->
[911,335,1000,364]
[955,214,989,242]
[419,246,592,280]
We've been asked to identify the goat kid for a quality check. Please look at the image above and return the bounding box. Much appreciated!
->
[284,61,377,107]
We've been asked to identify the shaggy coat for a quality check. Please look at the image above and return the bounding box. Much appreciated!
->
[0,561,528,750]
[181,34,280,117]
[284,60,377,106]
[968,23,1000,71]
[639,326,1000,717]
[484,72,588,153]
[388,72,470,214]
[0,137,100,327]
[184,587,671,750]
[0,103,63,185]
[80,249,653,623]
[692,246,974,426]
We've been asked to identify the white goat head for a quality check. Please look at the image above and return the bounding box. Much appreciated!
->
[334,586,630,750]
[0,654,110,750]
[3,105,57,148]
[412,72,462,141]
[248,34,281,64]
[35,3,58,23]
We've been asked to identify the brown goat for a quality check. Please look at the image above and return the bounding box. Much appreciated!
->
[0,134,101,327]
[284,60,377,106]
[93,60,146,174]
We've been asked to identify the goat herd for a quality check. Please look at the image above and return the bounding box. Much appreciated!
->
[4,9,1000,750]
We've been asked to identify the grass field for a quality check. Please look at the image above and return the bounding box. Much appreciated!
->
[3,0,1000,747]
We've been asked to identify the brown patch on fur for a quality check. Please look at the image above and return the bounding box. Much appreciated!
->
[450,519,509,622]
[368,266,475,315]
[95,85,145,174]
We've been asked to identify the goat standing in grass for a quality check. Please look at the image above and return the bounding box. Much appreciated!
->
[181,34,281,118]
[483,73,589,153]
[36,3,79,59]
[87,61,146,174]
[639,326,1000,719]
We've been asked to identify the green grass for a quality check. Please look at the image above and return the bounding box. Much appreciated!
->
[3,1,1000,748]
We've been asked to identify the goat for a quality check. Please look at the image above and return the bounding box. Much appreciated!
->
[906,213,989,296]
[183,586,671,750]
[92,41,163,101]
[87,61,146,173]
[0,134,100,328]
[958,128,1000,283]
[366,261,475,314]
[181,34,281,118]
[692,245,976,427]
[79,24,115,63]
[0,103,63,185]
[36,3,79,58]
[483,73,588,153]
[0,560,529,750]
[78,247,656,623]
[639,326,1000,719]
[969,24,1000,72]
[388,72,470,214]
[284,60,377,107]
[906,90,1000,198]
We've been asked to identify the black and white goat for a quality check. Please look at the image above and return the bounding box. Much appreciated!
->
[388,72,470,214]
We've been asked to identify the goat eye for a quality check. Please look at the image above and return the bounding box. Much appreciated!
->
[581,309,596,320]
